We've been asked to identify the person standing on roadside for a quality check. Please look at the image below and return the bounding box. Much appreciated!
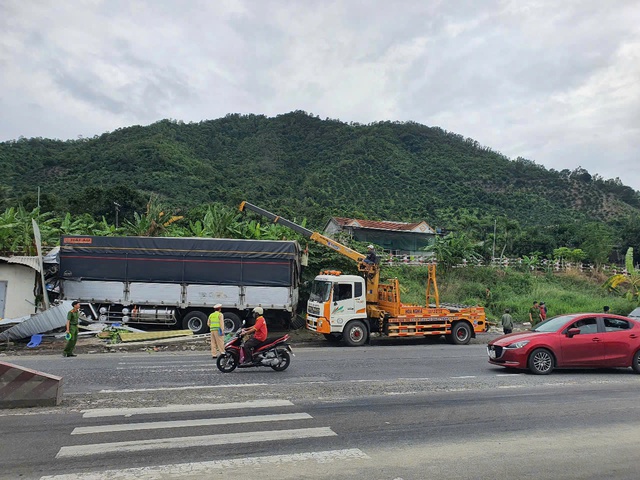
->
[485,287,492,308]
[208,303,225,359]
[539,302,547,321]
[529,301,541,328]
[501,308,514,335]
[603,305,610,314]
[63,301,80,358]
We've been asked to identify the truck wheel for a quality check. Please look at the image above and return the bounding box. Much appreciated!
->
[182,311,208,335]
[343,321,367,347]
[451,322,472,345]
[223,312,241,333]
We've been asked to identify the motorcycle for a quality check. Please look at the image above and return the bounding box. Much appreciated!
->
[216,329,294,373]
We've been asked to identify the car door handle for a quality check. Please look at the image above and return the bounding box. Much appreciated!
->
[592,338,601,342]
[630,334,638,339]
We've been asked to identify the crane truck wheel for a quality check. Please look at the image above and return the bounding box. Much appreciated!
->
[223,312,241,333]
[182,311,209,335]
[449,322,472,345]
[343,321,368,347]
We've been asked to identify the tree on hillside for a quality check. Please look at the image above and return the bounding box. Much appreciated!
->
[580,222,614,269]
[425,232,481,270]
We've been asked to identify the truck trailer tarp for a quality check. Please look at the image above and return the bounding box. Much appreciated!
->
[59,236,301,287]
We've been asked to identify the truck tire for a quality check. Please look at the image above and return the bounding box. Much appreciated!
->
[182,311,208,335]
[343,320,368,347]
[223,312,241,333]
[450,322,472,345]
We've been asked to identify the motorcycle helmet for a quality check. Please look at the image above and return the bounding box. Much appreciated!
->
[252,307,264,315]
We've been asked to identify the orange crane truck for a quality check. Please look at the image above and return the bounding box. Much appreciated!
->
[239,202,487,346]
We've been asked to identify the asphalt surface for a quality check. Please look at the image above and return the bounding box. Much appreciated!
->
[3,328,640,479]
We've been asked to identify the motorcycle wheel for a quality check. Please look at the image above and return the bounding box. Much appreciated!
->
[216,353,237,373]
[270,350,291,372]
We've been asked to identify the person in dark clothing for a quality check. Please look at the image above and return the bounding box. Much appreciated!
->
[363,245,379,265]
[603,305,610,313]
[501,308,514,334]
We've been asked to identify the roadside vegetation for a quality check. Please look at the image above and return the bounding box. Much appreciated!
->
[385,264,638,322]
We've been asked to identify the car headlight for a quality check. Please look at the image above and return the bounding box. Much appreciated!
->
[505,340,530,349]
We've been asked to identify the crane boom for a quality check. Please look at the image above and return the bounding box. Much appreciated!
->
[239,201,380,301]
[239,201,367,264]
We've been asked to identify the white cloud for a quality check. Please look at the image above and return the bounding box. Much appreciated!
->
[0,0,638,190]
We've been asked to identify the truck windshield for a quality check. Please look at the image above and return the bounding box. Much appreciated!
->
[309,280,332,303]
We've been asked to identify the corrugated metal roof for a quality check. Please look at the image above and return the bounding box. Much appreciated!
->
[0,256,42,272]
[0,301,72,341]
[332,217,434,233]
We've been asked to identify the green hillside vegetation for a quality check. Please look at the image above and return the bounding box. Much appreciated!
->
[390,265,637,321]
[1,111,638,313]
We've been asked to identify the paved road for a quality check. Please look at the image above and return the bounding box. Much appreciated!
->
[2,343,640,479]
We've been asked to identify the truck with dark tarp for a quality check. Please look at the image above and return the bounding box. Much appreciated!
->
[56,235,302,334]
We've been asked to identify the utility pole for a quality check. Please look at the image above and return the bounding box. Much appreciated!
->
[114,202,121,228]
[492,218,497,263]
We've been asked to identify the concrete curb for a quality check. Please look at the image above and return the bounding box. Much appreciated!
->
[0,361,63,408]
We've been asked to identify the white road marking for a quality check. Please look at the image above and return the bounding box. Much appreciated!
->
[82,399,294,418]
[98,383,268,394]
[42,449,369,479]
[115,368,214,372]
[56,427,337,458]
[73,412,312,434]
[449,376,476,379]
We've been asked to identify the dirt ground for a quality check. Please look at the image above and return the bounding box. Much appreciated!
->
[0,327,324,357]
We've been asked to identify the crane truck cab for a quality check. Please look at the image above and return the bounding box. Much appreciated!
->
[306,271,369,346]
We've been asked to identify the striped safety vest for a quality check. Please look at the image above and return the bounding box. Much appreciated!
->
[208,311,223,329]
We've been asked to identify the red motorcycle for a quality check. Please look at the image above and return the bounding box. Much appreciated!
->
[216,330,293,373]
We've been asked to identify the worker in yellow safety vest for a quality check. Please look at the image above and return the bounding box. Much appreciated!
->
[208,304,225,358]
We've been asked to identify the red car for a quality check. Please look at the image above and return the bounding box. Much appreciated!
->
[487,313,640,374]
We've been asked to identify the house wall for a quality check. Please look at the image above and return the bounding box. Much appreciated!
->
[0,264,37,319]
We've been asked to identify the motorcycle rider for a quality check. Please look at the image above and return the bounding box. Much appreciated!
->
[241,307,268,365]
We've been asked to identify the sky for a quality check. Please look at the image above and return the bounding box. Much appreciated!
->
[1,0,639,191]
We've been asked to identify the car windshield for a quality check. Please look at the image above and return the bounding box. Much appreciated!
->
[533,314,578,332]
[309,280,332,303]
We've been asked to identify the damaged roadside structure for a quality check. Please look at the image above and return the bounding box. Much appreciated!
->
[0,246,71,342]
[0,254,42,320]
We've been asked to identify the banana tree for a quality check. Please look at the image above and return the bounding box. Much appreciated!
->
[603,247,639,303]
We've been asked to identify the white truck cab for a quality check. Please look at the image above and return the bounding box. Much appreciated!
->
[306,272,367,338]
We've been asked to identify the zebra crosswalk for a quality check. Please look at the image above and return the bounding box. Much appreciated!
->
[41,399,369,479]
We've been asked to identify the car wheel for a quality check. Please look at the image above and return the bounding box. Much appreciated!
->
[528,348,554,375]
[632,350,640,373]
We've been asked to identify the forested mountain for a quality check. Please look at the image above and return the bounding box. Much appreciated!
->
[1,111,639,261]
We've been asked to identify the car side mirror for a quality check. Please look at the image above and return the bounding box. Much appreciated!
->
[566,327,580,337]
